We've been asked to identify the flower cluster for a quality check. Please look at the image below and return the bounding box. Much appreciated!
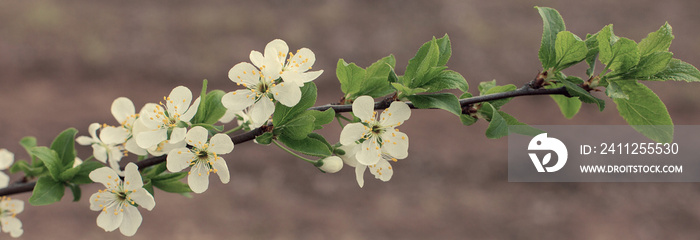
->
[339,96,411,187]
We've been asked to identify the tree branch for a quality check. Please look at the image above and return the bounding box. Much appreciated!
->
[0,85,568,197]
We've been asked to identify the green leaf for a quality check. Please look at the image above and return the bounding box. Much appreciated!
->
[275,114,315,140]
[647,59,700,82]
[153,179,192,193]
[547,82,582,119]
[391,82,426,97]
[19,137,39,166]
[59,165,81,182]
[535,6,566,69]
[603,37,641,73]
[31,147,62,181]
[272,83,317,126]
[605,80,629,99]
[597,24,619,67]
[255,132,273,145]
[559,77,605,111]
[436,34,452,66]
[554,31,587,70]
[482,103,508,139]
[198,90,228,124]
[406,93,461,116]
[405,37,440,88]
[638,22,673,57]
[460,114,477,126]
[612,80,673,142]
[9,160,45,176]
[151,171,188,182]
[278,135,333,157]
[142,162,168,179]
[308,133,333,150]
[478,80,497,95]
[337,59,366,95]
[70,160,104,184]
[50,128,78,168]
[422,70,468,92]
[29,176,65,206]
[67,183,81,202]
[584,33,599,77]
[628,52,673,78]
[303,109,335,130]
[499,111,544,136]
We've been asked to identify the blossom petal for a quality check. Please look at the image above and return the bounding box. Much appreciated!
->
[265,39,289,67]
[89,167,121,189]
[100,127,129,145]
[87,123,101,139]
[293,48,316,71]
[167,86,193,116]
[185,126,209,146]
[75,136,95,146]
[188,163,210,194]
[221,89,256,113]
[130,189,155,211]
[0,149,14,170]
[356,138,381,165]
[270,82,301,107]
[170,127,187,144]
[96,205,123,232]
[355,164,367,188]
[380,101,411,126]
[166,148,195,172]
[300,70,323,84]
[338,144,360,168]
[6,199,23,214]
[249,50,264,68]
[339,123,366,145]
[248,97,275,128]
[209,134,234,154]
[111,97,135,123]
[228,62,262,87]
[381,131,409,159]
[125,138,147,156]
[369,159,393,182]
[135,128,168,149]
[147,140,186,157]
[118,205,143,237]
[123,163,143,190]
[211,156,230,184]
[89,191,112,211]
[137,104,163,130]
[180,97,200,122]
[1,216,23,237]
[0,172,8,188]
[352,96,375,122]
[92,145,108,163]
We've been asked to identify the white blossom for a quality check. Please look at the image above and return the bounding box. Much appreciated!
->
[167,126,234,193]
[76,123,125,174]
[135,86,200,149]
[0,196,24,238]
[0,149,14,188]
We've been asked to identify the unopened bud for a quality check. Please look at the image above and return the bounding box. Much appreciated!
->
[318,156,343,173]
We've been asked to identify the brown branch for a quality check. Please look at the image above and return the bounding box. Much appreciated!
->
[0,84,568,197]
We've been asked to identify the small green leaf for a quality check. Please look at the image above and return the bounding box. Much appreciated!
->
[436,34,452,66]
[535,6,566,69]
[70,160,104,184]
[276,115,315,140]
[59,165,81,182]
[647,59,700,82]
[67,183,81,202]
[478,80,497,95]
[50,128,78,168]
[272,83,317,126]
[605,80,629,99]
[628,52,673,78]
[460,114,477,126]
[638,22,673,57]
[29,176,65,206]
[482,84,517,109]
[584,33,599,77]
[391,82,426,97]
[9,160,45,176]
[361,55,397,98]
[19,137,38,166]
[422,70,468,92]
[406,93,461,116]
[405,37,440,88]
[482,103,508,139]
[547,82,582,119]
[559,77,605,111]
[604,37,641,73]
[303,109,335,130]
[153,179,192,193]
[151,171,187,182]
[337,59,366,95]
[554,31,587,70]
[597,24,619,67]
[612,80,673,142]
[499,111,544,136]
[198,90,228,124]
[278,135,333,157]
[31,147,62,181]
[255,132,273,145]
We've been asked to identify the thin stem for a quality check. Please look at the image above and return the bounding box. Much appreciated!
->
[224,124,245,135]
[272,140,316,164]
[0,84,569,197]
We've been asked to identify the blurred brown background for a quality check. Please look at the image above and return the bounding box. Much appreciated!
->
[2,0,700,239]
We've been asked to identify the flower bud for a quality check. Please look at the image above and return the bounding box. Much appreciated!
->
[318,156,343,173]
